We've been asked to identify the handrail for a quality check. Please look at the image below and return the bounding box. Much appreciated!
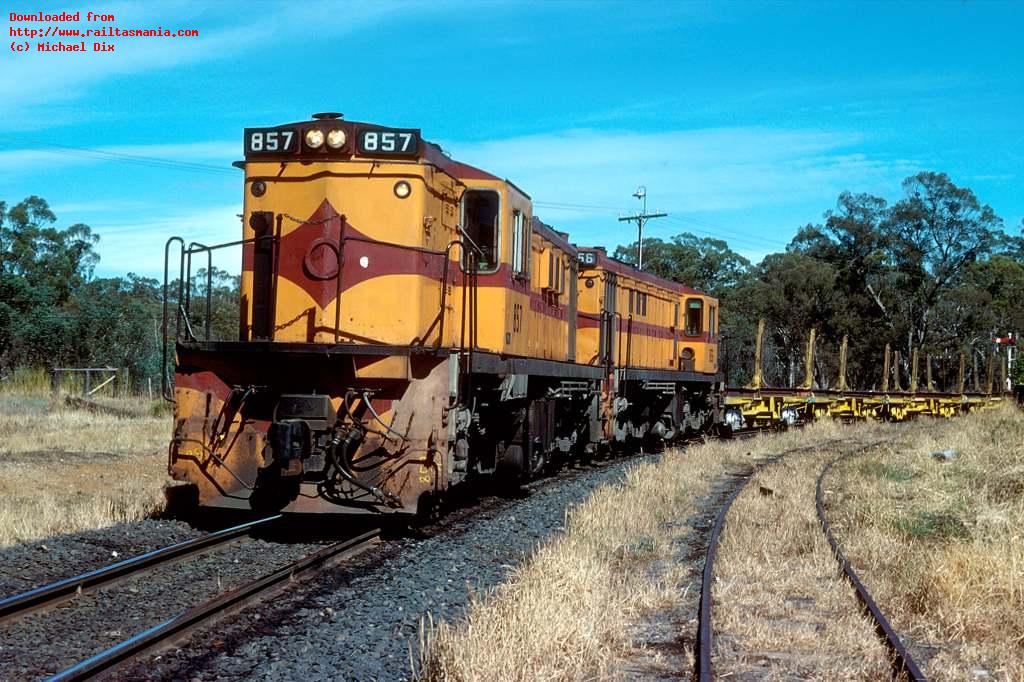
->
[434,239,472,349]
[625,314,634,369]
[161,225,483,397]
[161,234,273,402]
[161,237,185,402]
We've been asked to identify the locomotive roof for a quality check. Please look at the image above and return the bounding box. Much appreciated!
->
[531,216,577,255]
[578,246,707,297]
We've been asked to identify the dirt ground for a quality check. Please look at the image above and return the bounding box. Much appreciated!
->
[0,393,172,546]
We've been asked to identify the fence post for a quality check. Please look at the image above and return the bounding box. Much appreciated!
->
[51,368,60,399]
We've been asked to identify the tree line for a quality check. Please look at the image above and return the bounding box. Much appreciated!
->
[1,170,1021,393]
[0,196,236,390]
[614,172,1024,390]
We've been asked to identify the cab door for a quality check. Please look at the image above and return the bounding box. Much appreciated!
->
[599,271,617,369]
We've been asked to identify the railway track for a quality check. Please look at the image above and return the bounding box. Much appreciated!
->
[0,515,281,624]
[816,453,926,681]
[693,437,925,681]
[45,528,380,681]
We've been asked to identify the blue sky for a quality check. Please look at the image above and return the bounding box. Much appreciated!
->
[1,0,1021,278]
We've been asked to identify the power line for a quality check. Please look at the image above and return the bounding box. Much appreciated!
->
[0,140,237,177]
[659,215,788,252]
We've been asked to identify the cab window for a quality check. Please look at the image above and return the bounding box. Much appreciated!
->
[461,190,500,272]
[685,298,703,336]
[511,210,530,277]
[709,305,716,336]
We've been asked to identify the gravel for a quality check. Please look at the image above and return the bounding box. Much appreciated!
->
[0,521,324,680]
[0,519,200,598]
[121,457,655,681]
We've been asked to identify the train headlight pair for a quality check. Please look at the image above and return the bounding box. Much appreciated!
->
[305,129,347,149]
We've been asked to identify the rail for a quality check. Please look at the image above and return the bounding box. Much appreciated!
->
[694,452,789,681]
[0,516,280,624]
[816,453,927,681]
[694,437,850,681]
[47,528,380,682]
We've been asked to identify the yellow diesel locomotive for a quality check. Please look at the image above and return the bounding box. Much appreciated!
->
[164,113,721,516]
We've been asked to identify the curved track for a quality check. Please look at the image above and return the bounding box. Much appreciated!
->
[46,528,380,682]
[694,438,927,681]
[693,438,837,681]
[816,454,927,681]
[0,515,281,624]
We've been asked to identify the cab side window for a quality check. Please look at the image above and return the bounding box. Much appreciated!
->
[685,298,703,336]
[511,210,530,277]
[462,190,500,272]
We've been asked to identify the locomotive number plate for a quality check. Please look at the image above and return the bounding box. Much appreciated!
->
[244,128,297,155]
[356,127,420,156]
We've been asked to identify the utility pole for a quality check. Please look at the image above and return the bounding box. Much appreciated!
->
[617,186,667,270]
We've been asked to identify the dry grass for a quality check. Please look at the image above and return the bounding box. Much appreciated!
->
[416,421,864,681]
[712,421,895,679]
[829,406,1024,681]
[0,393,172,547]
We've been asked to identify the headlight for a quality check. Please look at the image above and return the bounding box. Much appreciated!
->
[326,129,347,149]
[305,129,325,149]
[393,181,412,199]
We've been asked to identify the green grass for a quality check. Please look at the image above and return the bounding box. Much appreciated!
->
[895,509,971,540]
[860,459,916,482]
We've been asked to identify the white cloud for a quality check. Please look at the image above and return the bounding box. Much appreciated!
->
[53,125,923,276]
[91,203,242,278]
[443,126,920,252]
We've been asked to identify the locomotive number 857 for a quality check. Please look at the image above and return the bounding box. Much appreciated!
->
[165,112,722,516]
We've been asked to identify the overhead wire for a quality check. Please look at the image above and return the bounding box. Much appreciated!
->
[0,140,237,177]
[4,141,791,253]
